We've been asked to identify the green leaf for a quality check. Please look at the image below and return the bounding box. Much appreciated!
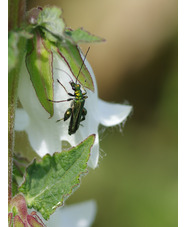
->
[37,7,65,42]
[65,28,105,43]
[26,32,54,117]
[57,41,94,91]
[19,135,95,220]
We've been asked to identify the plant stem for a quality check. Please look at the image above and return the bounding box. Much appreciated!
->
[8,69,19,202]
[8,0,26,202]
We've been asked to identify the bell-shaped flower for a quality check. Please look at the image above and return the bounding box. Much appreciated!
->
[16,51,132,169]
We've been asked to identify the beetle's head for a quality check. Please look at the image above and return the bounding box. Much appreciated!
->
[70,82,81,91]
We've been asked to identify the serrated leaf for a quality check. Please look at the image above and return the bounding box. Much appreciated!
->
[19,135,95,220]
[37,7,65,42]
[65,28,105,43]
[26,32,54,117]
[57,41,94,91]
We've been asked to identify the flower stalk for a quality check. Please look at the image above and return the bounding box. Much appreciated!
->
[8,0,26,202]
[8,71,18,202]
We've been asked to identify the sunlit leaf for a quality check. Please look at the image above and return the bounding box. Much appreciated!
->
[19,135,95,220]
[37,7,65,42]
[65,28,105,43]
[57,41,94,91]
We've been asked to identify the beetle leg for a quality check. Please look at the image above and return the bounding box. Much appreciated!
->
[57,79,75,97]
[56,118,64,122]
[48,98,74,103]
[68,92,75,97]
[64,108,72,121]
[56,108,72,122]
[80,108,87,122]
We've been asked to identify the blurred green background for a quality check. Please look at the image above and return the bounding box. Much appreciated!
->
[22,0,178,226]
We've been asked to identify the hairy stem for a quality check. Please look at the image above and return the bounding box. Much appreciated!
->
[8,69,19,202]
[8,0,27,202]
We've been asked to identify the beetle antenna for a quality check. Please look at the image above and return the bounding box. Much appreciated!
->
[55,68,74,82]
[76,47,90,84]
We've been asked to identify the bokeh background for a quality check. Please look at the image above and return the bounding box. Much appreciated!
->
[22,0,178,226]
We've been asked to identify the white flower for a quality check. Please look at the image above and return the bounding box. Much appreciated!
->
[16,51,132,169]
[46,200,97,227]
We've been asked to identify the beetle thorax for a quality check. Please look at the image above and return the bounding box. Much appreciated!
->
[75,89,83,99]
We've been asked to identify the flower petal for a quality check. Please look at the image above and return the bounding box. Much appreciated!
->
[15,109,29,131]
[87,134,99,169]
[98,99,132,126]
[47,200,97,227]
[25,117,62,157]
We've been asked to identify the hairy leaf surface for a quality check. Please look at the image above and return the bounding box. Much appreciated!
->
[19,135,95,220]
